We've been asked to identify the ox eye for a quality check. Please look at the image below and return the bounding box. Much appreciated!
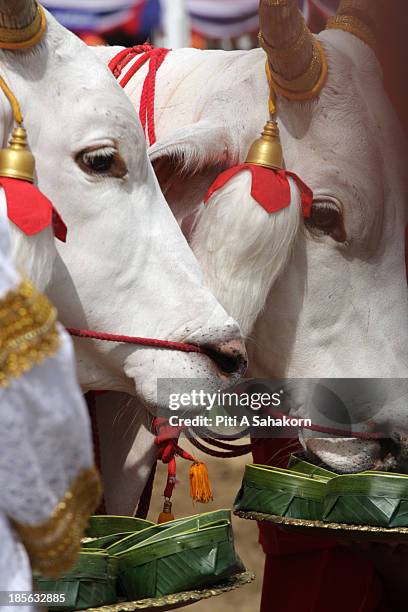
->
[76,146,127,178]
[305,200,347,243]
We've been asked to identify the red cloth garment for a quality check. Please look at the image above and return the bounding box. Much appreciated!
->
[262,547,386,612]
[203,163,313,218]
[1,177,67,242]
[405,225,408,284]
[253,439,387,612]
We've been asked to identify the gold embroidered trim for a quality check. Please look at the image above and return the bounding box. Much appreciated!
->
[326,15,377,54]
[0,2,47,50]
[14,467,102,579]
[0,278,60,387]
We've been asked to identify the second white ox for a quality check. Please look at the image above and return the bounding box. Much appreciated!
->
[97,0,408,476]
[0,0,246,510]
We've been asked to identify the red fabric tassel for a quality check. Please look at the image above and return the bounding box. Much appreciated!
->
[1,177,67,242]
[204,163,313,218]
[153,417,196,500]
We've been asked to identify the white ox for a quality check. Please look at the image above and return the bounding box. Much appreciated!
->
[0,0,247,510]
[96,0,408,477]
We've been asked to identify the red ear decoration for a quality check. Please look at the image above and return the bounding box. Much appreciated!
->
[204,163,313,218]
[1,177,67,242]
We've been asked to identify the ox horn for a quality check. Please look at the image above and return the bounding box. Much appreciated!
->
[259,0,327,101]
[0,0,45,48]
[326,0,382,54]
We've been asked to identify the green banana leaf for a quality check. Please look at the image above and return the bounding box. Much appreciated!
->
[324,472,408,527]
[82,532,138,550]
[234,464,327,520]
[287,454,335,480]
[107,509,231,555]
[117,520,245,600]
[86,515,153,538]
[35,550,118,611]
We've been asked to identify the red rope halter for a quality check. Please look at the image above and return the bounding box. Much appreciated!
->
[67,327,204,354]
[108,44,169,146]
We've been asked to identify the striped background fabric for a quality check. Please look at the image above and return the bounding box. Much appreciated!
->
[185,0,339,40]
[306,0,338,17]
[42,0,341,39]
[42,0,146,34]
[186,0,259,39]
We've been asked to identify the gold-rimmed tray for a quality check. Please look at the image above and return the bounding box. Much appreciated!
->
[234,510,408,544]
[76,571,255,612]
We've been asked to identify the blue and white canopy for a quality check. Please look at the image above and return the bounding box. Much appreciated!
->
[42,0,145,33]
[186,0,259,39]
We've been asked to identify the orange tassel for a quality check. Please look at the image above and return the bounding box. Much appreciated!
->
[157,499,174,524]
[189,461,213,503]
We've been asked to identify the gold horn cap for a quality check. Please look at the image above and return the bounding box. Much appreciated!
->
[245,120,284,171]
[0,126,35,182]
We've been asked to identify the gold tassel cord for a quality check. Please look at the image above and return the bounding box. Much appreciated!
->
[0,75,23,125]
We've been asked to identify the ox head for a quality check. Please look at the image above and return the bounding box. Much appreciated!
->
[93,1,407,471]
[252,0,408,472]
[0,1,246,408]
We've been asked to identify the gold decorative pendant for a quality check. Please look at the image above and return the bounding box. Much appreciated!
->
[245,120,284,171]
[0,126,35,182]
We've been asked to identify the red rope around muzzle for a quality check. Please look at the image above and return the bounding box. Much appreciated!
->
[67,327,205,354]
[69,327,387,444]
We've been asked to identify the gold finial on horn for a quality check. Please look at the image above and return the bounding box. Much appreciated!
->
[259,0,328,101]
[326,0,380,54]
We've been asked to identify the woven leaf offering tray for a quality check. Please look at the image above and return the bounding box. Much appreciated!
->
[234,510,408,544]
[233,456,408,543]
[36,511,252,611]
[75,571,255,612]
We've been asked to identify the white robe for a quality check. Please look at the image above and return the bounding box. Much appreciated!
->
[0,213,100,600]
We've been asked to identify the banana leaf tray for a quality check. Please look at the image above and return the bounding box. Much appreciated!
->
[234,464,327,521]
[37,511,249,610]
[73,571,255,612]
[234,460,408,543]
[233,510,408,544]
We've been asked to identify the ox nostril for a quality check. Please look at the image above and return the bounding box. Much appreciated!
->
[204,340,247,376]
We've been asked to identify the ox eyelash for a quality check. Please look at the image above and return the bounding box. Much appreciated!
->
[76,145,128,179]
[82,146,116,163]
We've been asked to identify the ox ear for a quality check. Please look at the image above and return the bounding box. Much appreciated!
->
[148,121,232,227]
[148,120,230,173]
